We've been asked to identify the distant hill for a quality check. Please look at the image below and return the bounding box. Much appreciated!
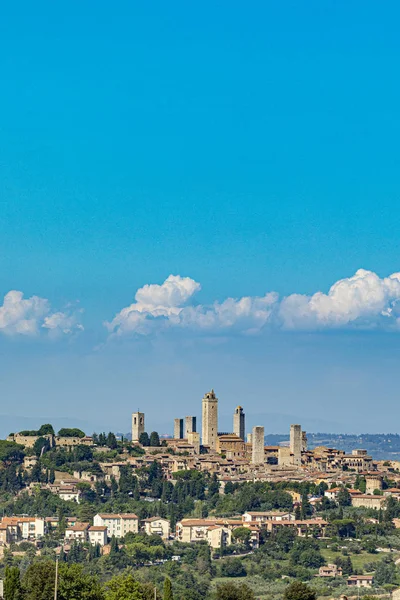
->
[265,432,400,460]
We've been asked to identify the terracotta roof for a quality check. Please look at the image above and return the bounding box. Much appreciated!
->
[89,526,107,531]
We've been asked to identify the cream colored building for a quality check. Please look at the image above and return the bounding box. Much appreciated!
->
[351,494,385,510]
[143,517,170,539]
[242,511,294,524]
[65,523,89,542]
[176,519,232,548]
[1,517,46,541]
[93,513,139,537]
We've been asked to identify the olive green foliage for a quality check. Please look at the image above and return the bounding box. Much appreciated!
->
[283,581,317,600]
[104,574,157,599]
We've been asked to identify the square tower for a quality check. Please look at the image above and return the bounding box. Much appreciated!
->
[202,389,218,450]
[233,406,245,440]
[184,416,197,438]
[252,426,265,464]
[174,418,184,439]
[290,424,302,466]
[132,412,145,443]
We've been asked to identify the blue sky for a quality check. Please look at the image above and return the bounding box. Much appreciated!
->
[1,2,400,435]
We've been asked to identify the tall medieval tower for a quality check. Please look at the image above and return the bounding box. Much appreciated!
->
[202,389,218,450]
[132,412,145,443]
[290,424,302,466]
[233,406,245,440]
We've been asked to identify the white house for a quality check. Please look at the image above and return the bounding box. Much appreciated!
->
[88,526,108,546]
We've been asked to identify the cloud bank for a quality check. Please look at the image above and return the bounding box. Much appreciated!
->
[106,268,400,337]
[0,290,83,337]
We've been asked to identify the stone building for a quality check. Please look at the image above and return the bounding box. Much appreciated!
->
[216,434,246,458]
[132,412,145,443]
[184,416,197,438]
[290,424,302,466]
[278,446,292,467]
[174,418,184,439]
[233,406,245,441]
[365,475,382,495]
[202,390,218,450]
[187,431,200,454]
[252,426,265,464]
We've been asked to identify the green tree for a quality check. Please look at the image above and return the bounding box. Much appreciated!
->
[232,527,251,548]
[33,437,50,457]
[38,424,55,436]
[139,432,150,447]
[290,538,324,568]
[58,563,104,600]
[22,560,56,600]
[220,557,246,577]
[4,566,23,600]
[163,577,174,600]
[149,431,160,447]
[106,432,118,449]
[283,581,317,600]
[58,428,85,438]
[374,558,396,585]
[215,582,255,600]
[300,491,312,519]
[337,487,351,507]
[104,574,157,600]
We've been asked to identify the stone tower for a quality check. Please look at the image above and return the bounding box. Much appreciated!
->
[132,412,145,443]
[174,418,184,440]
[290,424,302,466]
[233,406,245,441]
[252,426,265,464]
[184,416,197,438]
[202,389,218,450]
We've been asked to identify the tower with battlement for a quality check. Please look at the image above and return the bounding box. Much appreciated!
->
[202,389,218,450]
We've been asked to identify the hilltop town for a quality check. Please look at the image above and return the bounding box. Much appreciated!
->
[1,390,400,599]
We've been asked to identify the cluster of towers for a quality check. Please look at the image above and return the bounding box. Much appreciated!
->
[173,390,246,449]
[132,390,307,468]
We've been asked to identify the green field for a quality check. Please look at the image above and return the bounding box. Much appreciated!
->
[321,547,398,572]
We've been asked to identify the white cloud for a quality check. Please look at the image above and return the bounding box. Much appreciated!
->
[105,275,201,336]
[43,310,84,337]
[0,290,83,337]
[278,269,400,329]
[106,269,400,338]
